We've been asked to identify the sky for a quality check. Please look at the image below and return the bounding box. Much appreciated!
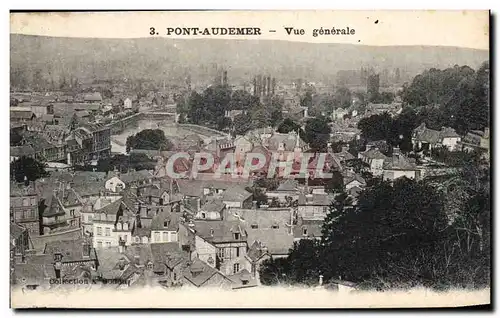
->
[10,10,489,50]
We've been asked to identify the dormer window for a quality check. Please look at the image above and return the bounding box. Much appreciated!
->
[271,224,279,229]
[164,220,170,228]
[210,228,214,236]
[251,224,258,229]
[233,232,240,240]
[302,227,308,236]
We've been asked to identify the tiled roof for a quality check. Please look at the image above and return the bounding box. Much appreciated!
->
[182,258,222,287]
[360,149,388,160]
[246,228,294,255]
[150,210,180,231]
[43,239,97,263]
[293,218,323,239]
[221,186,252,203]
[193,219,246,243]
[150,242,187,269]
[200,198,226,213]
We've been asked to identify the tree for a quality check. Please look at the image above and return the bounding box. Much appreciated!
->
[233,113,253,136]
[10,131,23,146]
[126,129,173,153]
[11,156,49,183]
[300,90,313,108]
[277,118,303,134]
[259,257,290,286]
[333,86,352,108]
[325,170,344,194]
[357,112,393,142]
[304,116,331,151]
[321,178,449,288]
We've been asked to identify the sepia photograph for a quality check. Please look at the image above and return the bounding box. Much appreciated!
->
[8,10,491,308]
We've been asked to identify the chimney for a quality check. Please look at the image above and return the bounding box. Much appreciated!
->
[319,275,324,286]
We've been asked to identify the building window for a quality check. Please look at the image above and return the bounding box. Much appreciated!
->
[135,236,140,243]
[236,247,240,257]
[251,224,258,229]
[233,232,240,240]
[162,232,168,242]
[105,228,111,236]
[303,228,308,236]
[88,215,93,222]
[233,263,240,274]
[30,197,36,205]
[323,207,328,214]
[218,248,225,259]
[97,241,102,249]
[106,241,111,248]
[271,224,279,229]
[154,232,160,242]
[173,272,177,281]
[124,235,128,242]
[97,227,102,236]
[70,209,75,217]
[201,212,206,219]
[22,198,29,206]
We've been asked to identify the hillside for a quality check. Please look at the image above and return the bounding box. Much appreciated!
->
[10,34,489,86]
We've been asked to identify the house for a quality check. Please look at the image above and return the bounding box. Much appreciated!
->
[123,98,132,109]
[221,186,253,209]
[293,218,323,241]
[382,149,419,181]
[267,179,300,203]
[39,193,80,235]
[331,108,349,120]
[460,128,490,160]
[10,183,40,235]
[10,107,36,123]
[343,173,366,190]
[150,210,180,244]
[412,123,461,152]
[191,219,251,277]
[234,136,254,164]
[196,198,226,220]
[297,193,335,220]
[105,176,126,193]
[43,239,98,279]
[83,92,103,103]
[92,199,135,249]
[358,147,388,176]
[181,258,233,288]
[230,207,294,263]
[150,242,188,287]
[105,170,154,192]
[11,222,34,264]
[264,131,307,153]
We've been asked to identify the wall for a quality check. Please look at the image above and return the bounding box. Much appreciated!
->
[195,235,217,268]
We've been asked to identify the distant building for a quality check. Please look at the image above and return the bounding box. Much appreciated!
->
[412,123,461,153]
[123,98,132,109]
[83,92,103,103]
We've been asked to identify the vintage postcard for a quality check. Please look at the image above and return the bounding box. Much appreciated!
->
[9,10,490,308]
